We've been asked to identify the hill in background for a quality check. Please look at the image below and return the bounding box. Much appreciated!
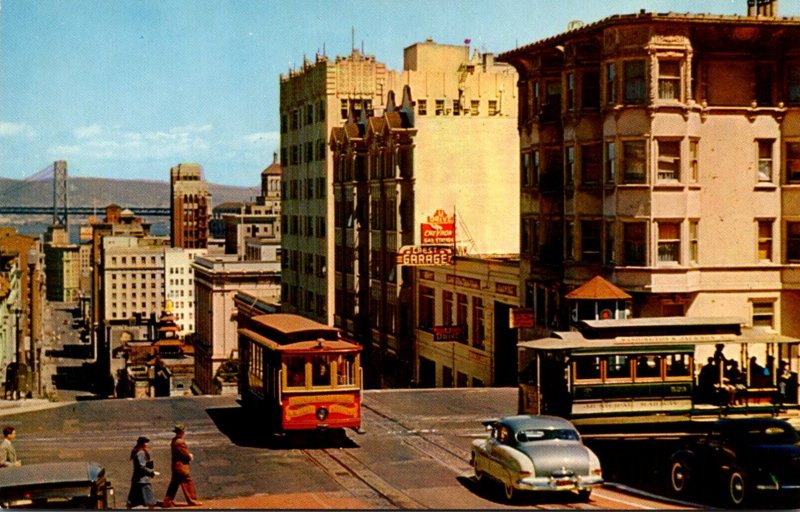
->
[0,177,257,209]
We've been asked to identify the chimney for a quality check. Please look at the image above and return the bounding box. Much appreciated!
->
[748,0,777,16]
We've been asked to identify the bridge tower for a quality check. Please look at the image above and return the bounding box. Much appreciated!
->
[52,160,68,229]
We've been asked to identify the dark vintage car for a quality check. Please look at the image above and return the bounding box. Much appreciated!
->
[669,417,800,507]
[0,461,114,509]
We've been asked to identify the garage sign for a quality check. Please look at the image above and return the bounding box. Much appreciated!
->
[396,246,454,266]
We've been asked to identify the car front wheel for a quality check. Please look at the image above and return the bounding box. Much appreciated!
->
[504,480,515,501]
[670,460,691,495]
[727,468,747,507]
[577,489,591,502]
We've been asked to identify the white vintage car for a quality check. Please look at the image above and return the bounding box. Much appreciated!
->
[470,414,603,501]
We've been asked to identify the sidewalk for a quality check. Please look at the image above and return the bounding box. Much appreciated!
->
[0,397,71,417]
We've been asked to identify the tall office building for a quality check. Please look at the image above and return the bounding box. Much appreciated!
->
[283,40,519,386]
[498,1,800,342]
[170,163,210,249]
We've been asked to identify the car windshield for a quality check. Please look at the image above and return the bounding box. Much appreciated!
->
[516,428,579,443]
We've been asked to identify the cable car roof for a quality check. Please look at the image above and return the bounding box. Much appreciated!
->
[519,326,799,352]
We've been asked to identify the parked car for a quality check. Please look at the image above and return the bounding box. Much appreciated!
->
[669,417,800,507]
[470,414,603,501]
[0,461,114,509]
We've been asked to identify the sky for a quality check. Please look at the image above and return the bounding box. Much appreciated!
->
[2,0,800,188]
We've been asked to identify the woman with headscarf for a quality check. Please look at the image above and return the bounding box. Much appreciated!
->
[126,435,158,509]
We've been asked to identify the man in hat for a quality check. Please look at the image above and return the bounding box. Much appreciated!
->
[162,423,201,507]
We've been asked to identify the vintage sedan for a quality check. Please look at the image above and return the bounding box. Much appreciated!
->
[669,417,800,507]
[470,414,603,501]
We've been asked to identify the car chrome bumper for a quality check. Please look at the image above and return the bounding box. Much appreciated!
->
[518,476,604,492]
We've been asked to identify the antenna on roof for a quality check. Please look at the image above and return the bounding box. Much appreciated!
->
[351,26,355,51]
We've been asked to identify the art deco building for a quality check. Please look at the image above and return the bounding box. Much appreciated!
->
[282,40,518,386]
[170,163,210,249]
[498,0,800,342]
[327,43,519,387]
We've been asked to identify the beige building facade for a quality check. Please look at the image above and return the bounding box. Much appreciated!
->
[414,255,520,388]
[499,7,800,340]
[280,41,518,331]
[191,255,280,394]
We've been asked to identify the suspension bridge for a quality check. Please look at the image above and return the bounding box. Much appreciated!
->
[0,161,170,219]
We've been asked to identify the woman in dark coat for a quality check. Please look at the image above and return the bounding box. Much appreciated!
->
[126,436,158,509]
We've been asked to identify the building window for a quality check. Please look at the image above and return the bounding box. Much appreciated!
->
[418,285,434,330]
[452,99,461,116]
[565,147,575,185]
[280,114,288,134]
[318,100,326,122]
[340,99,349,119]
[417,99,427,115]
[788,64,800,104]
[605,220,615,264]
[758,220,773,261]
[580,220,601,262]
[689,139,699,183]
[787,222,800,263]
[658,59,681,100]
[623,222,647,266]
[758,139,774,182]
[657,222,681,264]
[470,100,480,116]
[657,140,681,182]
[622,140,646,184]
[689,220,699,264]
[521,152,531,187]
[442,290,454,325]
[751,301,775,329]
[488,100,498,116]
[456,293,468,330]
[522,217,538,257]
[472,297,485,350]
[566,72,575,111]
[624,60,646,105]
[581,143,602,186]
[605,141,616,184]
[582,70,600,110]
[786,142,800,184]
[565,221,575,261]
[606,62,616,104]
[435,99,445,116]
[306,104,314,125]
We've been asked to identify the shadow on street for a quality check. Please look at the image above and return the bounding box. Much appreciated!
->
[205,405,359,450]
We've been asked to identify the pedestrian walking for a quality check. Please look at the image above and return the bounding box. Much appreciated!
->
[0,426,21,468]
[162,423,202,507]
[126,436,158,509]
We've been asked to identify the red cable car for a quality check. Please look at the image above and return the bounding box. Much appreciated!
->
[238,314,362,432]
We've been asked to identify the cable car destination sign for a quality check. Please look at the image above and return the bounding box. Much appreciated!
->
[396,209,456,266]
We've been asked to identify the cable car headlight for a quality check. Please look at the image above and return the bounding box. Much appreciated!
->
[316,406,329,421]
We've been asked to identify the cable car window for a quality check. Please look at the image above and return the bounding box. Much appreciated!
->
[606,355,632,379]
[311,356,331,386]
[635,355,661,378]
[335,353,357,386]
[574,356,601,380]
[666,353,691,377]
[285,356,306,387]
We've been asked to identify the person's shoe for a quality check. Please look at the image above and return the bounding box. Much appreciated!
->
[187,501,203,506]
[161,498,174,508]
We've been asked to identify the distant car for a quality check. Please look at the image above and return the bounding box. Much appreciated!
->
[669,417,800,507]
[0,461,114,509]
[470,414,603,501]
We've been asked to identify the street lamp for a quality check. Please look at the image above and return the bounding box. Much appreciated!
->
[27,247,41,397]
